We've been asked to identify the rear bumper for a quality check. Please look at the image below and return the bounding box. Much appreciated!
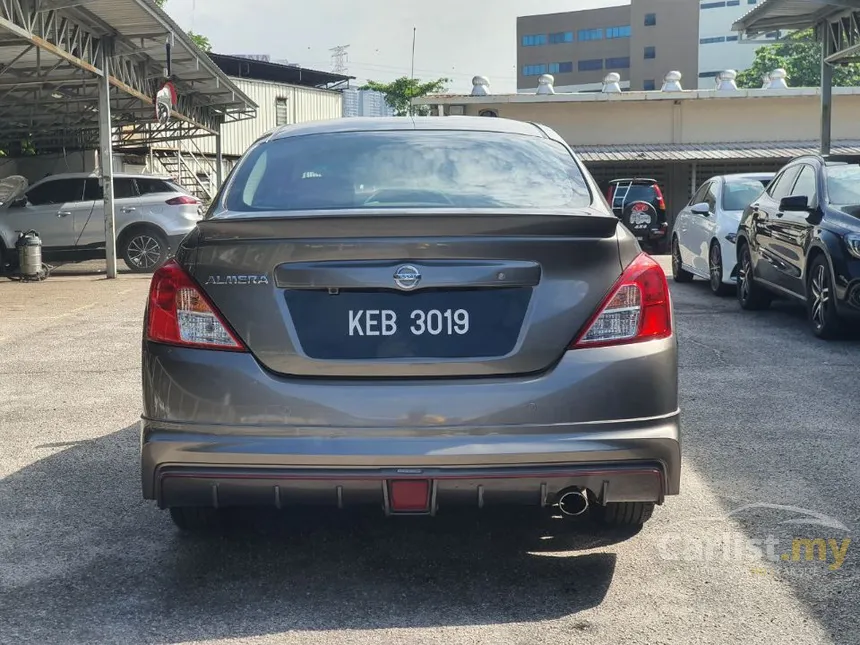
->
[142,413,681,510]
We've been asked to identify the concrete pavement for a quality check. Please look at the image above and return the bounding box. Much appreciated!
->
[0,264,857,645]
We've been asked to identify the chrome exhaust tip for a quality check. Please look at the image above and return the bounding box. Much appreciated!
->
[557,488,589,516]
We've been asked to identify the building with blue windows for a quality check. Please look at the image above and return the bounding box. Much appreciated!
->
[518,0,775,92]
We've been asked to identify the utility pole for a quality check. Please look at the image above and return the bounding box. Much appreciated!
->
[330,45,350,74]
[410,27,416,116]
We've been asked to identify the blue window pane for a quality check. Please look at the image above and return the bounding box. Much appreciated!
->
[549,31,574,44]
[521,34,548,47]
[644,13,656,26]
[605,57,631,69]
[578,58,604,72]
[548,61,573,74]
[701,1,726,8]
[643,79,656,90]
[523,64,548,76]
[700,36,726,44]
[727,0,740,5]
[644,46,656,59]
[606,25,631,39]
[578,28,603,41]
[726,35,738,41]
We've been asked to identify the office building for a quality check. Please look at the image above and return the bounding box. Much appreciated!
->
[517,0,776,92]
[342,88,396,117]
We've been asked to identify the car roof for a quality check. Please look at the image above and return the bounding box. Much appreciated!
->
[32,172,173,181]
[721,172,775,181]
[267,116,549,141]
[608,178,659,185]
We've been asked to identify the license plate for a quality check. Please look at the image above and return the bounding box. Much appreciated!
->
[285,288,531,360]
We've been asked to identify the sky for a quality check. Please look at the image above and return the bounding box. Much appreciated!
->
[164,0,626,93]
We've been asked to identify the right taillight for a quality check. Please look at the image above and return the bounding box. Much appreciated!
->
[146,260,246,351]
[570,252,672,349]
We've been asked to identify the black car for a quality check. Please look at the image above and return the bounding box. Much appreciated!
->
[736,154,860,338]
[607,178,669,253]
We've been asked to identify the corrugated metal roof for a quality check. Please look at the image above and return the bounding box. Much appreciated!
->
[732,0,854,36]
[575,140,860,162]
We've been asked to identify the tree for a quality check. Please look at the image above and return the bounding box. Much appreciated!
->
[360,77,451,116]
[152,0,212,52]
[736,29,860,88]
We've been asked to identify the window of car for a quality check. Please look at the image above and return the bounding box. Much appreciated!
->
[690,181,711,206]
[823,163,860,206]
[790,165,817,203]
[136,178,180,195]
[222,131,593,214]
[84,177,139,200]
[766,167,801,202]
[703,183,718,211]
[26,178,85,205]
[721,178,769,211]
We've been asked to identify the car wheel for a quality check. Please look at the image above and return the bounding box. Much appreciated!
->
[807,256,843,339]
[121,229,168,273]
[169,507,224,533]
[593,501,655,527]
[737,243,772,310]
[708,242,734,297]
[671,237,694,283]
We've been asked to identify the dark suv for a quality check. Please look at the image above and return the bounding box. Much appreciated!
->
[607,178,669,253]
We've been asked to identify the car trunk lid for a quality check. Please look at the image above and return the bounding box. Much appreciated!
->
[186,209,624,378]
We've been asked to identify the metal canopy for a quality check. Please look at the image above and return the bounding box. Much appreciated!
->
[733,0,860,63]
[0,0,257,153]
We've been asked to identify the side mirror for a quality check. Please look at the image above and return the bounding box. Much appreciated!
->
[690,202,710,215]
[9,197,27,208]
[779,195,810,211]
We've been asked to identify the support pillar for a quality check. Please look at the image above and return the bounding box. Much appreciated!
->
[691,161,697,197]
[215,119,224,190]
[820,35,833,156]
[98,41,117,279]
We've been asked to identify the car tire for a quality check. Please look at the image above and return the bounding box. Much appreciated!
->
[708,242,734,297]
[593,501,655,527]
[807,255,843,340]
[671,237,694,283]
[169,507,224,533]
[737,242,772,310]
[121,228,169,273]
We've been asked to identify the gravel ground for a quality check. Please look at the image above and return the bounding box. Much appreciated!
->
[0,258,857,645]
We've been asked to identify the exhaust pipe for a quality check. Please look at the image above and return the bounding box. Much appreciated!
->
[557,488,589,516]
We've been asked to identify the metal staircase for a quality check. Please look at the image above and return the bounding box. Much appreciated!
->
[146,139,222,203]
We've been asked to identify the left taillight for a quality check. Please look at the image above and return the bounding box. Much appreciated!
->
[570,252,672,349]
[146,259,246,351]
[653,184,666,211]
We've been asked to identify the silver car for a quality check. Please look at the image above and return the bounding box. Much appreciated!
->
[0,172,202,273]
[141,117,681,532]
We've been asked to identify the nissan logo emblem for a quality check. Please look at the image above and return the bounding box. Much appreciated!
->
[393,265,421,290]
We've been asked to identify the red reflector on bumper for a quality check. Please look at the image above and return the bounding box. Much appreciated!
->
[388,480,430,512]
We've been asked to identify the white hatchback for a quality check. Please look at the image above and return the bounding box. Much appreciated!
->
[671,173,773,295]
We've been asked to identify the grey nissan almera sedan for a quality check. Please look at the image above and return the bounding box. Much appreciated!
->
[141,116,681,532]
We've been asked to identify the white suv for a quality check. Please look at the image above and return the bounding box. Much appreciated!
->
[0,172,202,273]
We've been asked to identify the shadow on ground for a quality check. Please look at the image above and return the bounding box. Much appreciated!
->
[0,425,630,644]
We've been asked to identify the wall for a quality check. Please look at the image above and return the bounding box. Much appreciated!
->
[630,0,699,91]
[0,151,96,184]
[451,92,860,146]
[167,78,343,158]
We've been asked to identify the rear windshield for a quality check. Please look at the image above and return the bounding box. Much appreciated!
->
[220,131,592,214]
[721,178,769,211]
[612,184,656,207]
[825,164,860,206]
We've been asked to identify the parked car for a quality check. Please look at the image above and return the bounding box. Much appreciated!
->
[736,155,860,338]
[606,177,669,253]
[0,172,201,273]
[672,172,774,295]
[141,116,681,533]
